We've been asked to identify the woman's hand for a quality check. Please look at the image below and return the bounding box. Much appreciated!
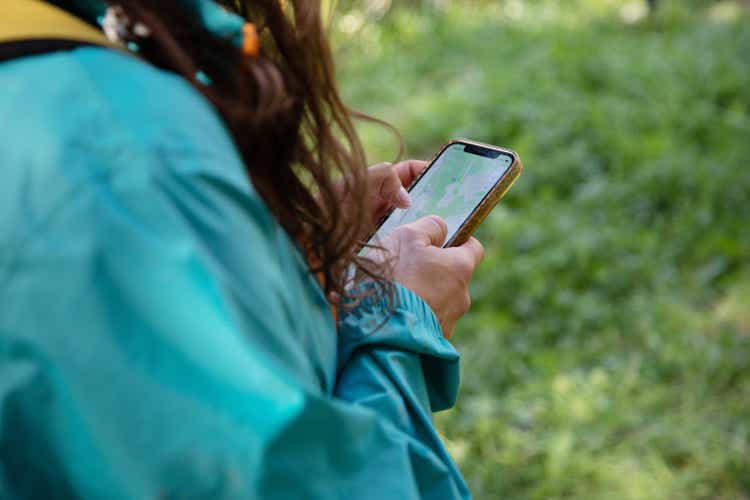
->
[364,160,427,225]
[352,160,483,337]
[332,160,427,236]
[378,215,485,339]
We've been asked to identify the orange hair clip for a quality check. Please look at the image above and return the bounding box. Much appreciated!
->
[242,23,260,57]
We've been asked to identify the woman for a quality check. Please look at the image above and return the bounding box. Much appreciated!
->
[0,1,484,498]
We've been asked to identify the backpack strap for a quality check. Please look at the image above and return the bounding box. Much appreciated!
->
[0,39,97,63]
[0,0,126,61]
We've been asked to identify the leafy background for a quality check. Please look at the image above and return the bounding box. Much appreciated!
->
[333,0,750,498]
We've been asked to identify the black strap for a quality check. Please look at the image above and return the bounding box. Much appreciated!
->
[0,39,95,63]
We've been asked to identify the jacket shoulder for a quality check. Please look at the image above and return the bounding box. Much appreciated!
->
[0,46,238,167]
[0,46,253,227]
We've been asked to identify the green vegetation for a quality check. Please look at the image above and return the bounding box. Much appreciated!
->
[335,1,750,498]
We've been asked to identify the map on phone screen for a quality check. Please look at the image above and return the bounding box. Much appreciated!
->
[368,143,513,246]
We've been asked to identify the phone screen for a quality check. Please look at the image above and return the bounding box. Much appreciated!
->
[368,142,514,247]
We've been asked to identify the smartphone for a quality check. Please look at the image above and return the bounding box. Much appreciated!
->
[366,139,523,248]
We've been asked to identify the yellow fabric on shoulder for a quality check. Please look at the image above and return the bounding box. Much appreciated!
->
[0,0,121,51]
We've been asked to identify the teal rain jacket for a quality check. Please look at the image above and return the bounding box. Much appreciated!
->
[0,6,471,500]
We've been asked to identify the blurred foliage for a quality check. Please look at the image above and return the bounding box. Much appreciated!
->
[334,0,750,498]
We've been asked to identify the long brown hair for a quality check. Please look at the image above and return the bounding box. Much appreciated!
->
[113,0,390,303]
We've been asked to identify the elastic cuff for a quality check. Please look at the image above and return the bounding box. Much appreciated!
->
[392,283,443,338]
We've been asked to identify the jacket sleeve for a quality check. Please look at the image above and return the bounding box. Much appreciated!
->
[262,286,472,499]
[0,110,469,500]
[333,284,466,485]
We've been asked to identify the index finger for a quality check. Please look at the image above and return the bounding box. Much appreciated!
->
[394,160,428,189]
[366,162,396,185]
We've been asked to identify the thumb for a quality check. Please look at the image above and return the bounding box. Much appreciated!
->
[399,215,448,247]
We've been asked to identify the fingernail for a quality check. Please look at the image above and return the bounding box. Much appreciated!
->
[396,186,411,208]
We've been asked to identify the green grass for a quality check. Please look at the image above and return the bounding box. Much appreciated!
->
[335,1,750,498]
